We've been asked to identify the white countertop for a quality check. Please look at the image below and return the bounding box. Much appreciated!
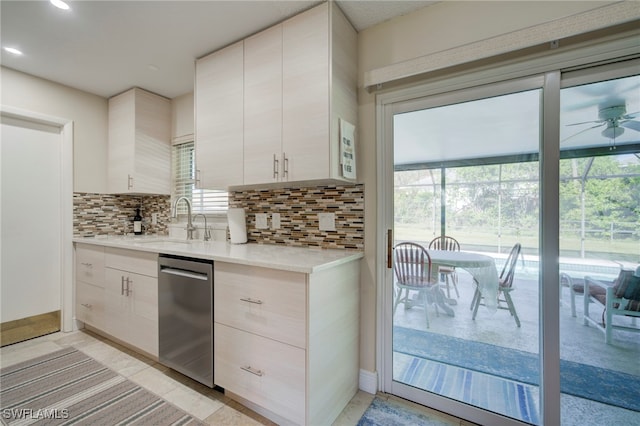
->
[73,236,363,274]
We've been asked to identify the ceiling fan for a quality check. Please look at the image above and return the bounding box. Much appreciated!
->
[563,104,640,148]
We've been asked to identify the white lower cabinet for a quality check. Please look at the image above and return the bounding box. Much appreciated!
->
[74,244,158,358]
[214,260,360,425]
[104,248,158,357]
[75,244,105,329]
[215,323,306,425]
[76,281,105,328]
[104,267,158,357]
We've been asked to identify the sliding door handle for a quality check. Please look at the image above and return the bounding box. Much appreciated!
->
[387,229,393,269]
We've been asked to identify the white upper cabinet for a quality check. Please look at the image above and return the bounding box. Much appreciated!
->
[283,1,357,184]
[171,92,194,142]
[195,2,357,189]
[108,88,171,195]
[243,25,283,185]
[282,3,331,182]
[195,41,244,190]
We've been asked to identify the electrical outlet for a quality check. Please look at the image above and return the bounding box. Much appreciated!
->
[271,213,281,230]
[255,213,268,229]
[151,213,158,225]
[318,212,336,231]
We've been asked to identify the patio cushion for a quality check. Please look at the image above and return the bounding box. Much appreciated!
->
[607,269,640,311]
[572,282,607,297]
[612,269,638,299]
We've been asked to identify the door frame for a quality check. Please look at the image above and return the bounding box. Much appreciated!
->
[1,105,74,332]
[375,35,639,425]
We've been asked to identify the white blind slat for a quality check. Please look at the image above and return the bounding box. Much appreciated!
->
[172,141,228,214]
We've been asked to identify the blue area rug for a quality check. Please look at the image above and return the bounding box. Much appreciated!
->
[393,326,640,412]
[394,353,539,424]
[357,396,452,426]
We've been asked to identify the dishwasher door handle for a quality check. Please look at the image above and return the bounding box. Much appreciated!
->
[160,267,209,281]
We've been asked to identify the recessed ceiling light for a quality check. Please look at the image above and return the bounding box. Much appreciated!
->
[50,0,70,10]
[3,47,23,55]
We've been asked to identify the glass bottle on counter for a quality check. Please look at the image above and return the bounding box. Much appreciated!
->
[133,208,143,235]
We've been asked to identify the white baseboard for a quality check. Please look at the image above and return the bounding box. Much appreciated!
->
[359,369,378,394]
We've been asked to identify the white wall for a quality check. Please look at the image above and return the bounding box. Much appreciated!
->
[357,1,614,83]
[1,67,108,193]
[355,0,622,375]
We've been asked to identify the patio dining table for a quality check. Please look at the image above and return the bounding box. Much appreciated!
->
[428,250,500,311]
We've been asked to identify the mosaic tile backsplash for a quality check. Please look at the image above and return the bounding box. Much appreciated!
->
[73,193,170,237]
[230,184,364,250]
[74,184,364,250]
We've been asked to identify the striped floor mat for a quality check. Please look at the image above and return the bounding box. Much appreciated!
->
[394,352,540,424]
[0,347,204,426]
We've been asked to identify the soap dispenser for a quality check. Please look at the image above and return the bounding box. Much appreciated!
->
[133,208,143,235]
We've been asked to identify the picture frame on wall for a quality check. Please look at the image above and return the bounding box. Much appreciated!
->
[340,118,356,179]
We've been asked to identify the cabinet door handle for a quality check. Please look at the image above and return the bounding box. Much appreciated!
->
[240,366,264,377]
[121,276,125,295]
[81,262,93,268]
[283,152,289,179]
[81,303,92,309]
[126,277,132,296]
[239,297,263,305]
[273,154,279,179]
[127,174,134,190]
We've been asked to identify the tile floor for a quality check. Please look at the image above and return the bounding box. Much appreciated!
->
[0,329,471,426]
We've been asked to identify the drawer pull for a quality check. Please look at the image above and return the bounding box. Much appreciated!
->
[240,366,264,377]
[239,297,263,305]
[81,262,93,268]
[81,303,92,309]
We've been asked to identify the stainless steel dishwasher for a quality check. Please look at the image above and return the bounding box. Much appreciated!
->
[158,254,214,387]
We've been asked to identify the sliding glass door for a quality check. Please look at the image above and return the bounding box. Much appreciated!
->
[558,63,639,425]
[381,58,639,425]
[388,78,543,424]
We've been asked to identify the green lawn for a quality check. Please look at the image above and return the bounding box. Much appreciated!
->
[394,223,640,262]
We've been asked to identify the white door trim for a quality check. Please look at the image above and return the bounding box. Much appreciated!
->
[1,105,75,332]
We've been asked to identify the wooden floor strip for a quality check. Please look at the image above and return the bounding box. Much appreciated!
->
[0,311,60,347]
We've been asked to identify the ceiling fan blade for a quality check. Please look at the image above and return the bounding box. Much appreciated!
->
[566,119,604,127]
[561,123,605,143]
[621,120,640,132]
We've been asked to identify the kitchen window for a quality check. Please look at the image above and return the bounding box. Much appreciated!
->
[172,141,228,214]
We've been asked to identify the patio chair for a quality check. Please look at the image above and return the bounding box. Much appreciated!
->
[471,242,522,327]
[580,266,640,344]
[393,242,441,328]
[428,236,460,298]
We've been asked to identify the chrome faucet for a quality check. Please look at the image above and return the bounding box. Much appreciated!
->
[193,213,211,241]
[172,196,196,240]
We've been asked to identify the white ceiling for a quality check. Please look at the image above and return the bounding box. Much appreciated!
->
[1,0,437,99]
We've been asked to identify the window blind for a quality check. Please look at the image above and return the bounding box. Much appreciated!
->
[172,141,228,214]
